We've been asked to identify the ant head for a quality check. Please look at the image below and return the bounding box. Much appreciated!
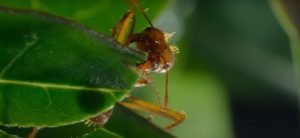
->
[141,27,175,73]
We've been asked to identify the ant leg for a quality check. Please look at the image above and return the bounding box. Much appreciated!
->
[135,67,164,109]
[127,0,154,27]
[27,127,38,138]
[119,96,185,130]
[149,82,164,109]
[111,9,135,46]
[164,66,169,109]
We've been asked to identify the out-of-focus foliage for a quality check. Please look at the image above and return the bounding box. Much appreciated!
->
[134,0,300,138]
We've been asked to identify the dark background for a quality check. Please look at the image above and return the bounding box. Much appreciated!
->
[139,0,300,137]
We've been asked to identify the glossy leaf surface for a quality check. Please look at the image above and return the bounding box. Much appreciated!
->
[0,6,143,127]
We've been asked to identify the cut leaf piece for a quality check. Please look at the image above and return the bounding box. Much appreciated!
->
[0,6,144,127]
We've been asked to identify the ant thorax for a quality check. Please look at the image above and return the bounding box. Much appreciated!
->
[135,27,175,73]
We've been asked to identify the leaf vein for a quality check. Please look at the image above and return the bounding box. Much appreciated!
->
[43,88,72,117]
[0,33,38,77]
[0,79,127,94]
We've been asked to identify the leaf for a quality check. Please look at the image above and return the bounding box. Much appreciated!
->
[0,0,168,34]
[0,6,144,127]
[0,122,102,138]
[103,104,175,138]
[0,104,175,138]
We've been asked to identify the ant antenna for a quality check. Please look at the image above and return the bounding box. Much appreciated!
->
[150,83,163,108]
[125,0,154,27]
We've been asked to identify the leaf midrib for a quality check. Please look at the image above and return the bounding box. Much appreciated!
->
[0,79,127,93]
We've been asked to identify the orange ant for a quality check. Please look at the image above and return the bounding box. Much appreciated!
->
[105,0,185,130]
[87,0,185,130]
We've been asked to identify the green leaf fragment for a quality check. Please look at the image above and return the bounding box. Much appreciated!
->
[0,6,143,127]
[0,104,175,138]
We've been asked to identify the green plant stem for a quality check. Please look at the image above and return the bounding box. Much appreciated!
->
[269,0,300,113]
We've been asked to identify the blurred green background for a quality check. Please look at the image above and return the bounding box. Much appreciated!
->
[133,0,300,138]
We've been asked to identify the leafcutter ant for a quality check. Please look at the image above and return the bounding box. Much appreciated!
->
[87,0,185,130]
